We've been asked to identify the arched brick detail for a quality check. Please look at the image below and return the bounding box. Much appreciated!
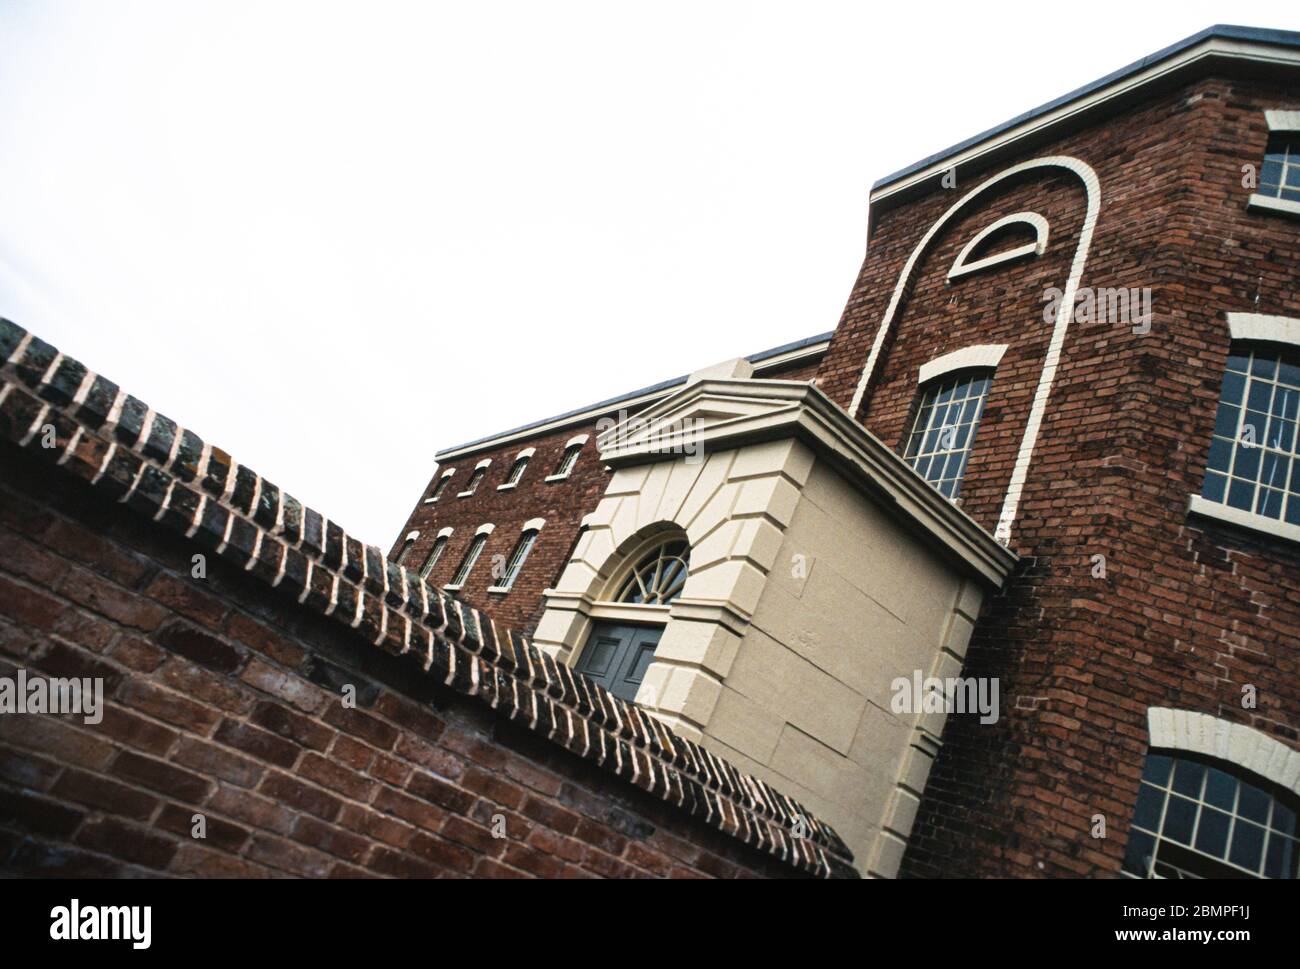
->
[1147,708,1300,795]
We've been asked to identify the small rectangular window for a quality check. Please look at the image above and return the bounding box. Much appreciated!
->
[503,457,529,487]
[902,371,992,499]
[461,467,487,495]
[554,444,581,478]
[497,530,538,590]
[448,534,488,588]
[1260,134,1300,203]
[419,537,448,580]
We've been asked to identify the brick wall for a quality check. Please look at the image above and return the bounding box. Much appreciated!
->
[815,72,1300,877]
[0,322,854,879]
[392,421,615,636]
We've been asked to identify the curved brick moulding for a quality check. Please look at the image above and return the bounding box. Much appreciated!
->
[0,317,856,879]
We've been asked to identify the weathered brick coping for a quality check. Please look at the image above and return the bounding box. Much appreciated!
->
[0,319,856,878]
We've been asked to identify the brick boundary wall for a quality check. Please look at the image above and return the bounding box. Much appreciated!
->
[0,318,856,878]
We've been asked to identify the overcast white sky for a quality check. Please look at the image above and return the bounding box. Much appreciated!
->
[1,2,1296,546]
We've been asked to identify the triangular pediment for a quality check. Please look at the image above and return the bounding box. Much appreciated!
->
[595,379,810,464]
[595,376,1017,589]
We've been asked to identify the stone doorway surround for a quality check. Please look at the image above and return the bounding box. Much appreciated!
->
[531,376,1018,875]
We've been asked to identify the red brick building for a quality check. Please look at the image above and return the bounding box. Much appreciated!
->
[389,331,828,635]
[1,24,1298,880]
[391,24,1300,878]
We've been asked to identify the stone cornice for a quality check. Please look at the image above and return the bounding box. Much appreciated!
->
[870,26,1300,211]
[597,378,1019,589]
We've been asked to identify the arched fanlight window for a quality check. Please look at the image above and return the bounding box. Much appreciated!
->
[614,539,690,605]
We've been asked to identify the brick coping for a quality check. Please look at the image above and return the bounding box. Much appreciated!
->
[0,318,857,878]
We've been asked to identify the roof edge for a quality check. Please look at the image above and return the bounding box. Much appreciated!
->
[597,377,1019,588]
[435,329,833,461]
[872,24,1300,197]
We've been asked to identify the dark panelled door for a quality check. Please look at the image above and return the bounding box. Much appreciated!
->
[575,622,662,703]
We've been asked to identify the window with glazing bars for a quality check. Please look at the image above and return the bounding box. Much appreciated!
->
[901,371,992,498]
[554,445,581,477]
[503,457,529,486]
[1123,752,1298,879]
[419,537,448,580]
[615,539,690,605]
[496,530,538,590]
[395,538,415,565]
[462,467,487,495]
[1260,133,1300,202]
[448,534,487,588]
[1200,345,1300,526]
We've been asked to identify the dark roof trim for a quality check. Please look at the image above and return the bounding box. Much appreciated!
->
[872,24,1300,193]
[435,330,834,459]
[747,329,834,364]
